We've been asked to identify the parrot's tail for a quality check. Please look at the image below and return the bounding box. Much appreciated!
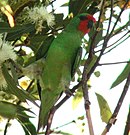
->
[37,88,59,132]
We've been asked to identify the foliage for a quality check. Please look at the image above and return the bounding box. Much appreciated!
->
[95,93,112,123]
[0,0,129,135]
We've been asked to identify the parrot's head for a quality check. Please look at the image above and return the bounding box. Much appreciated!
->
[78,14,96,35]
[66,13,96,36]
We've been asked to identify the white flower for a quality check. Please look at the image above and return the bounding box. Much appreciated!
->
[0,35,17,64]
[0,66,7,88]
[23,5,55,32]
[0,34,17,89]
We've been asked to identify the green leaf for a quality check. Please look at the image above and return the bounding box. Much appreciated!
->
[12,0,35,17]
[2,64,38,106]
[69,0,92,16]
[71,47,82,78]
[17,112,37,135]
[35,35,54,60]
[24,35,54,67]
[0,101,17,119]
[72,88,83,110]
[95,93,112,123]
[0,22,35,40]
[111,62,130,89]
[0,101,32,119]
[10,62,19,85]
[30,35,54,56]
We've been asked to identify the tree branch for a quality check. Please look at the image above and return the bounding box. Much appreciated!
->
[101,72,130,135]
[82,62,94,135]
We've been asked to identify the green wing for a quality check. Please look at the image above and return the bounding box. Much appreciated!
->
[71,47,82,78]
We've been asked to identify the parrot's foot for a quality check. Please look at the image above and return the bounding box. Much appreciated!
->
[65,90,74,97]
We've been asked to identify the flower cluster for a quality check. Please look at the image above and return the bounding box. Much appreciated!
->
[22,5,55,33]
[0,34,17,88]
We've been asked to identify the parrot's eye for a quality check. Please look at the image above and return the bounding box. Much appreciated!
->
[87,20,94,28]
[79,15,87,20]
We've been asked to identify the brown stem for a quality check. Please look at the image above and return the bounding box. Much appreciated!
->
[82,64,94,135]
[123,106,130,135]
[86,106,94,135]
[101,72,130,135]
[82,43,96,135]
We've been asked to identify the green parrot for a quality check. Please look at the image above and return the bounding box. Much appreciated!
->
[38,13,96,131]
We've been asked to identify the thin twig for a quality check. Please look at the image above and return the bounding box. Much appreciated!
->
[104,34,130,55]
[108,0,129,38]
[95,21,130,49]
[4,119,10,135]
[101,72,130,135]
[88,0,106,58]
[106,0,113,36]
[123,106,130,135]
[53,120,75,130]
[95,30,130,54]
[98,61,130,66]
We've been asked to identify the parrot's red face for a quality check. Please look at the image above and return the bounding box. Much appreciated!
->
[78,15,96,35]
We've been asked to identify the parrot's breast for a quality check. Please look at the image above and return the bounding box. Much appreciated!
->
[41,31,82,93]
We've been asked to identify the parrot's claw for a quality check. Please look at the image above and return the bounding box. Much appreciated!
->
[65,89,74,97]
